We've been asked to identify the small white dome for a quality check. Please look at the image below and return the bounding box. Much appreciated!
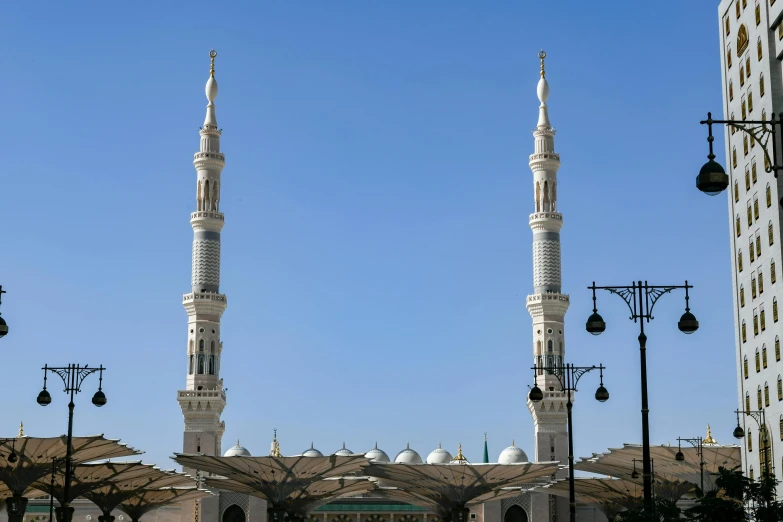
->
[426,444,453,464]
[365,443,390,463]
[334,442,353,456]
[394,443,423,464]
[224,440,251,457]
[302,443,324,457]
[498,441,528,464]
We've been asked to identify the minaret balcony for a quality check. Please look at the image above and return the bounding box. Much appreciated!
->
[529,212,563,232]
[183,292,228,316]
[191,211,225,232]
[526,293,570,317]
[529,152,560,162]
[193,152,225,171]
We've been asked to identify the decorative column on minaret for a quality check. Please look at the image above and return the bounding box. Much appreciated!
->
[177,49,227,462]
[525,51,569,522]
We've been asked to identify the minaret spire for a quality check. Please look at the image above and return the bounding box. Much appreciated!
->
[525,50,569,522]
[178,49,228,467]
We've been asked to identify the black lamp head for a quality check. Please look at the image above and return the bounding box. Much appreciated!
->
[7,451,17,464]
[631,469,640,479]
[528,385,544,403]
[675,450,685,461]
[696,159,729,196]
[595,385,610,403]
[678,311,699,334]
[734,425,745,439]
[36,389,51,406]
[91,390,107,407]
[0,316,7,339]
[586,312,606,336]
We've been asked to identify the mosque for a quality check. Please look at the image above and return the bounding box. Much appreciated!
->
[171,49,574,522]
[13,50,581,522]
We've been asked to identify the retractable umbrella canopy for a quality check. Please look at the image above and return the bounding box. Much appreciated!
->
[116,487,211,522]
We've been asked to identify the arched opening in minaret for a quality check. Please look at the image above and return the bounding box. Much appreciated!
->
[504,505,527,522]
[222,505,246,522]
[204,179,211,211]
[543,181,550,211]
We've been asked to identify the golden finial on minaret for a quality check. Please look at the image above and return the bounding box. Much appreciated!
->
[270,429,282,457]
[704,424,717,445]
[209,49,217,78]
[538,50,547,78]
[18,422,23,438]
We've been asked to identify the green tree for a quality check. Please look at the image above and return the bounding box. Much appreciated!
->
[684,466,783,522]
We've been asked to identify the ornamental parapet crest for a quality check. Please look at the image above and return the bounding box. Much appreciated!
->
[529,152,560,162]
[526,293,570,317]
[199,127,222,136]
[183,292,228,316]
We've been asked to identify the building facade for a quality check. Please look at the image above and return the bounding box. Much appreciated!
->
[718,0,783,489]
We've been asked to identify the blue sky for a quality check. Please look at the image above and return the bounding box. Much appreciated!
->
[1,0,735,470]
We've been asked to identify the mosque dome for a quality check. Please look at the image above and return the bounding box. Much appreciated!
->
[334,443,353,456]
[365,443,390,463]
[302,443,324,457]
[224,440,251,457]
[498,441,528,464]
[426,444,453,464]
[394,443,423,464]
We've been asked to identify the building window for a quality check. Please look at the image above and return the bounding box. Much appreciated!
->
[736,180,740,202]
[755,310,760,335]
[745,355,750,378]
[747,392,752,411]
[759,38,763,60]
[747,168,752,190]
[734,147,738,167]
[741,284,746,307]
[743,98,747,119]
[757,233,763,256]
[775,298,779,322]
[747,56,752,74]
[743,319,748,342]
[749,91,754,112]
[764,344,769,367]
[777,336,781,360]
[739,250,744,271]
[730,80,735,100]
[766,152,771,170]
[770,221,775,245]
[761,74,765,96]
[773,259,777,283]
[760,271,765,293]
[749,202,754,225]
[780,21,783,39]
[756,3,761,25]
[778,375,782,400]
[745,135,750,155]
[199,339,204,351]
[741,66,746,86]
[765,382,770,406]
[738,1,742,17]
[755,197,760,218]
[737,215,742,236]
[726,16,731,35]
[758,386,763,408]
[768,183,772,207]
[751,239,756,262]
[753,274,759,298]
[763,110,767,122]
[757,347,762,371]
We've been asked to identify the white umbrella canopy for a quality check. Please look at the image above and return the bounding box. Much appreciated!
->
[116,487,211,522]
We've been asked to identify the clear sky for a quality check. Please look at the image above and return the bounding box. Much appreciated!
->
[1,0,735,471]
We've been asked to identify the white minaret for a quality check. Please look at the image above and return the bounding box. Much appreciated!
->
[177,50,227,463]
[525,51,569,522]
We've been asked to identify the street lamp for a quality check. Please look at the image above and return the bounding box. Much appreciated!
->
[586,281,697,519]
[37,364,107,522]
[732,409,772,478]
[0,286,8,339]
[528,363,608,522]
[0,438,18,464]
[697,112,783,205]
[675,437,705,496]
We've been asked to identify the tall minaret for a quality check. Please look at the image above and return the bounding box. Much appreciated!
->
[177,50,227,463]
[525,51,569,522]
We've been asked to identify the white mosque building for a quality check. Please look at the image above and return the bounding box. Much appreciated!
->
[168,50,584,522]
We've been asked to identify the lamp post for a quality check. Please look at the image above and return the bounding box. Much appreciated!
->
[37,364,107,522]
[528,363,609,522]
[631,458,656,499]
[586,281,698,519]
[733,409,771,477]
[0,286,8,338]
[696,112,783,204]
[49,458,58,522]
[675,437,705,496]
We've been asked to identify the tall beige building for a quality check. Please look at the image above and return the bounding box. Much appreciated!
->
[718,0,783,487]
